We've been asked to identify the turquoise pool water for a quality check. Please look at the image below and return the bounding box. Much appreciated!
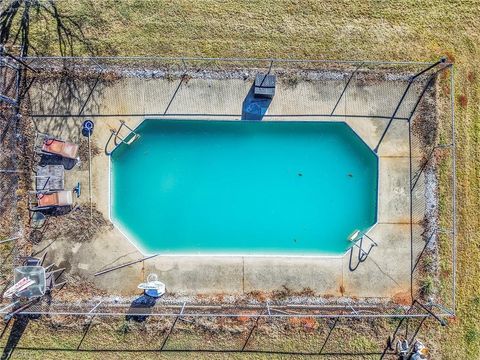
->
[111,120,378,255]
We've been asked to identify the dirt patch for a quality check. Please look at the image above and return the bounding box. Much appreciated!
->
[392,291,412,306]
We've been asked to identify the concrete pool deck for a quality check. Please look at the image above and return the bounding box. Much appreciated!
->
[29,73,427,300]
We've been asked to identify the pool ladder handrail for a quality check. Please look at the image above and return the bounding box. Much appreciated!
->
[105,120,140,155]
[348,232,378,271]
[352,234,377,262]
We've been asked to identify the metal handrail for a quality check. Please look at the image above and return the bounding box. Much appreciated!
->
[104,121,140,155]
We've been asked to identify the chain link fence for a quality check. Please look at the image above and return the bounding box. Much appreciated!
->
[0,56,455,357]
[410,64,456,315]
[0,51,26,295]
[23,57,433,121]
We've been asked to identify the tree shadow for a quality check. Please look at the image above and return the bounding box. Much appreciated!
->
[29,72,105,119]
[241,84,272,121]
[2,0,109,142]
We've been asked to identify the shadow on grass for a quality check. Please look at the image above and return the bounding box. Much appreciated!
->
[1,314,40,360]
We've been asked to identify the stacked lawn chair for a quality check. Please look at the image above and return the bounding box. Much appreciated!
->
[30,132,81,215]
[35,164,64,192]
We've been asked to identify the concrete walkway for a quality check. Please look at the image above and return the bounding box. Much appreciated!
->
[30,72,427,300]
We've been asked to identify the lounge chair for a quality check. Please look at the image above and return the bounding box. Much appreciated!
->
[41,137,79,160]
[30,190,74,211]
[37,190,73,208]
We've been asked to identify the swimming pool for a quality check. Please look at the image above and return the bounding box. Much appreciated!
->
[110,120,378,256]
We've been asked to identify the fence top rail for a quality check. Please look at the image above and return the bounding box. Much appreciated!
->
[2,310,452,319]
[20,56,439,66]
[0,299,455,318]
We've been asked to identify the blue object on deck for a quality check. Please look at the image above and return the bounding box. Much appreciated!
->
[82,119,94,137]
[145,289,162,298]
[242,85,272,121]
[74,182,81,198]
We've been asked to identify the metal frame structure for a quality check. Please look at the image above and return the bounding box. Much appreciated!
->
[0,55,456,357]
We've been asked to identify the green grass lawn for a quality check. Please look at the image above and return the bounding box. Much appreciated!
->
[3,0,479,358]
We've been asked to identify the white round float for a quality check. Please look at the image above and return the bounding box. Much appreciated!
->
[138,273,165,298]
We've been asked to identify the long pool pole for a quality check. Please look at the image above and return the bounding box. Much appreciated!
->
[88,132,92,223]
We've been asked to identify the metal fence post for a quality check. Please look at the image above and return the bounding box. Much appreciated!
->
[160,301,186,351]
